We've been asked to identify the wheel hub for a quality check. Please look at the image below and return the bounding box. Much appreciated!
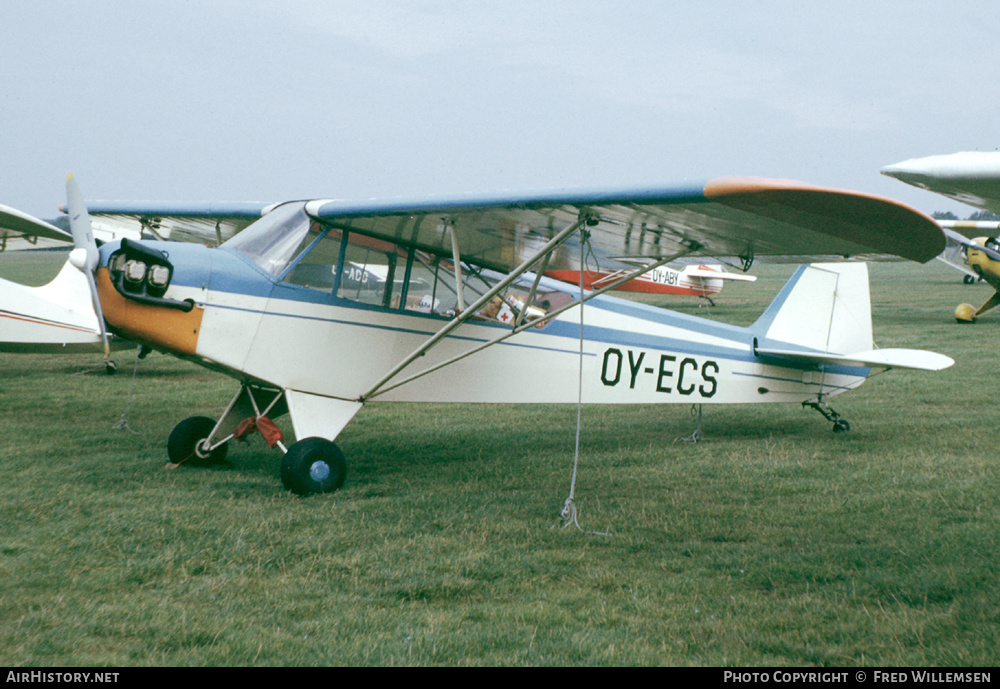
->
[309,461,330,482]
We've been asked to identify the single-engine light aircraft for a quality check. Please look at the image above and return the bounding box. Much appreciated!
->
[546,262,756,305]
[62,175,952,495]
[882,152,1000,321]
[932,227,1000,322]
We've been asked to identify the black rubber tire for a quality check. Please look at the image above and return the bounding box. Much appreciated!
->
[167,416,228,467]
[280,438,347,495]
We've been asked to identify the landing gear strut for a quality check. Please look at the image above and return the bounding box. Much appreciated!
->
[803,399,851,433]
[164,384,351,495]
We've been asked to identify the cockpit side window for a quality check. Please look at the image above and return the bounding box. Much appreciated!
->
[400,252,460,315]
[239,213,564,327]
[281,226,340,292]
[336,231,400,307]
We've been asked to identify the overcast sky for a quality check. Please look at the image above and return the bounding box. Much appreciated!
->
[2,1,998,220]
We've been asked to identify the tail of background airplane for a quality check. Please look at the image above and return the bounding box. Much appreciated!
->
[0,258,108,353]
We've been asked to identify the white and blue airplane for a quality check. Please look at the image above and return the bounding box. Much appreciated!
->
[19,175,956,494]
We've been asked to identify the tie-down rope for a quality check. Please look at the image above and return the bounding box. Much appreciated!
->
[112,348,143,434]
[559,230,608,536]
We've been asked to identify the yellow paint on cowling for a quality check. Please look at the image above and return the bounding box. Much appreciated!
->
[963,238,1000,288]
[957,237,1000,321]
[96,268,203,355]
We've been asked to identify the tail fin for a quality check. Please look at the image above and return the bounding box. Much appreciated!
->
[752,263,872,354]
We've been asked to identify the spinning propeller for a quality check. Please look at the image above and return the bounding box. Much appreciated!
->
[941,226,1000,264]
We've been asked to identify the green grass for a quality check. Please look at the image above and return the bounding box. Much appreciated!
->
[0,252,997,666]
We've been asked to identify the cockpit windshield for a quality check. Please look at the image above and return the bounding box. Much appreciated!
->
[221,202,314,277]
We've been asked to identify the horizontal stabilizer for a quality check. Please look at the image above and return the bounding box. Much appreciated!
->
[755,346,954,371]
[684,266,757,281]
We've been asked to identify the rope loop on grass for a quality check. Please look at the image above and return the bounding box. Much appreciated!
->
[560,496,578,529]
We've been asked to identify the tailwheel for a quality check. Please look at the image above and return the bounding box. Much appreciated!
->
[281,438,347,496]
[802,400,851,433]
[167,416,228,467]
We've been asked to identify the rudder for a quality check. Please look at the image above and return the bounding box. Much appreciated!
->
[751,263,872,354]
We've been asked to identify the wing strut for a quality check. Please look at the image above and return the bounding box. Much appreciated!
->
[360,212,598,401]
[448,224,465,312]
[363,245,696,401]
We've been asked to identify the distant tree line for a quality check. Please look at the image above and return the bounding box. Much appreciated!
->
[932,210,1000,221]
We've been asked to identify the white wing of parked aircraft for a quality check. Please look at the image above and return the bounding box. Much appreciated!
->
[0,203,71,251]
[74,201,270,245]
[882,151,1000,215]
[882,152,1000,285]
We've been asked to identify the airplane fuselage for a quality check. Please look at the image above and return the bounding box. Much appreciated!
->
[95,240,868,417]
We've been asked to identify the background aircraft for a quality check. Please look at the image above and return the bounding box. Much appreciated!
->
[57,175,952,495]
[883,152,1000,321]
[545,263,756,305]
[882,152,1000,215]
[0,202,115,362]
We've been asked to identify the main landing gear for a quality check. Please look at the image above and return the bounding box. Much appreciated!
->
[802,399,851,433]
[164,384,349,496]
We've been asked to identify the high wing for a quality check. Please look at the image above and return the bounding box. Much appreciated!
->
[83,178,945,271]
[306,177,944,271]
[882,152,1000,216]
[66,201,271,246]
[0,203,71,250]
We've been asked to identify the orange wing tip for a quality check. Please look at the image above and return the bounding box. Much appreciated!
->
[703,176,829,197]
[703,176,945,263]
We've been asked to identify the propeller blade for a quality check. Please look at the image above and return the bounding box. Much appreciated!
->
[65,173,110,359]
[942,227,1000,263]
[65,173,100,270]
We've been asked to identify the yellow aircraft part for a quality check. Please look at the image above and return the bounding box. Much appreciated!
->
[955,303,977,322]
[95,268,203,355]
[964,238,1000,287]
[955,237,1000,322]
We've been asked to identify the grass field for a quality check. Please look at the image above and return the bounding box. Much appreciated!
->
[1,251,997,666]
